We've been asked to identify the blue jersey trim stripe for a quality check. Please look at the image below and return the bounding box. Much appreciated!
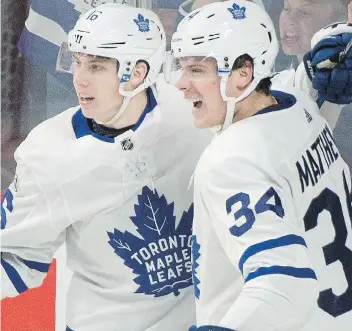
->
[72,110,115,143]
[255,91,297,116]
[238,234,307,274]
[245,266,317,283]
[72,87,158,140]
[66,327,74,331]
[22,258,51,273]
[1,257,29,294]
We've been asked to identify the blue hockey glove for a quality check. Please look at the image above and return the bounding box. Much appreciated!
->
[303,22,352,107]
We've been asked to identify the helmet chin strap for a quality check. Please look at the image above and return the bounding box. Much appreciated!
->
[211,74,262,135]
[96,81,147,127]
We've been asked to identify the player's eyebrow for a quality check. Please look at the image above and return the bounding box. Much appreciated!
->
[72,53,112,63]
[181,59,210,69]
[87,56,112,63]
[302,0,324,6]
[187,63,208,69]
[285,0,318,7]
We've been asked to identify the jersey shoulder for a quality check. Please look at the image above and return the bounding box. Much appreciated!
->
[16,106,80,157]
[14,106,92,189]
[198,89,326,177]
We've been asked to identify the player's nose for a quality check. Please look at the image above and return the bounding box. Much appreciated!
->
[73,67,90,87]
[283,10,300,25]
[176,72,191,91]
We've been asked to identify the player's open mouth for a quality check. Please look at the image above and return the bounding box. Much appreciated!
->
[79,94,95,102]
[282,33,299,45]
[193,101,203,109]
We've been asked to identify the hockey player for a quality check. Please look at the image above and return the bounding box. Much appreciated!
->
[1,3,210,331]
[166,1,352,330]
[279,0,347,64]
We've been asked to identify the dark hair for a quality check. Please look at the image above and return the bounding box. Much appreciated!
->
[231,53,272,96]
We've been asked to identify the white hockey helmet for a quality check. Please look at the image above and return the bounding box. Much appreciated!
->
[57,3,166,124]
[178,0,266,17]
[167,0,279,133]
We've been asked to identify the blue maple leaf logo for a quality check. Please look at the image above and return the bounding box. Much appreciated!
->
[107,186,194,297]
[120,73,131,83]
[191,235,201,299]
[133,14,150,32]
[228,3,246,20]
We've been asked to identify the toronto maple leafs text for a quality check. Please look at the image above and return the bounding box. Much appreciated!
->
[131,235,192,285]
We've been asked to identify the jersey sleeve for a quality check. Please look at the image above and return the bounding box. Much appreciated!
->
[197,157,319,331]
[272,65,343,129]
[1,141,69,299]
[293,63,343,129]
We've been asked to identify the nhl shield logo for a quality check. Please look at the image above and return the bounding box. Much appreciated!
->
[121,137,134,151]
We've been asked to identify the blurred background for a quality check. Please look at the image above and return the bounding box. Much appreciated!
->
[1,1,351,329]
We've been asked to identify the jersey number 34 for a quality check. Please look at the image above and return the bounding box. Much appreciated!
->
[304,170,352,317]
[226,170,352,318]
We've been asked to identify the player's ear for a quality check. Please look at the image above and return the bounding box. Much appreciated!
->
[129,61,149,88]
[226,60,254,97]
[238,60,253,83]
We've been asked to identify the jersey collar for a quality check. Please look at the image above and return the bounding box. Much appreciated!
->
[254,91,297,117]
[72,87,158,143]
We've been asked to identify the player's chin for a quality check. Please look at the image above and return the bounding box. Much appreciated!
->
[80,106,97,119]
[192,106,208,128]
[193,120,207,129]
[193,115,212,129]
[281,42,300,56]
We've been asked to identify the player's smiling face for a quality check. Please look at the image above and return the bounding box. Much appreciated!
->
[176,56,227,128]
[279,0,338,62]
[73,53,124,122]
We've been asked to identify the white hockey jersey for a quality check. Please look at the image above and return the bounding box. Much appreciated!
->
[192,86,352,331]
[1,80,211,330]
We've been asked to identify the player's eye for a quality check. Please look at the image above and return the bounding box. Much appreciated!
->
[90,64,104,71]
[299,10,312,17]
[191,68,204,75]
